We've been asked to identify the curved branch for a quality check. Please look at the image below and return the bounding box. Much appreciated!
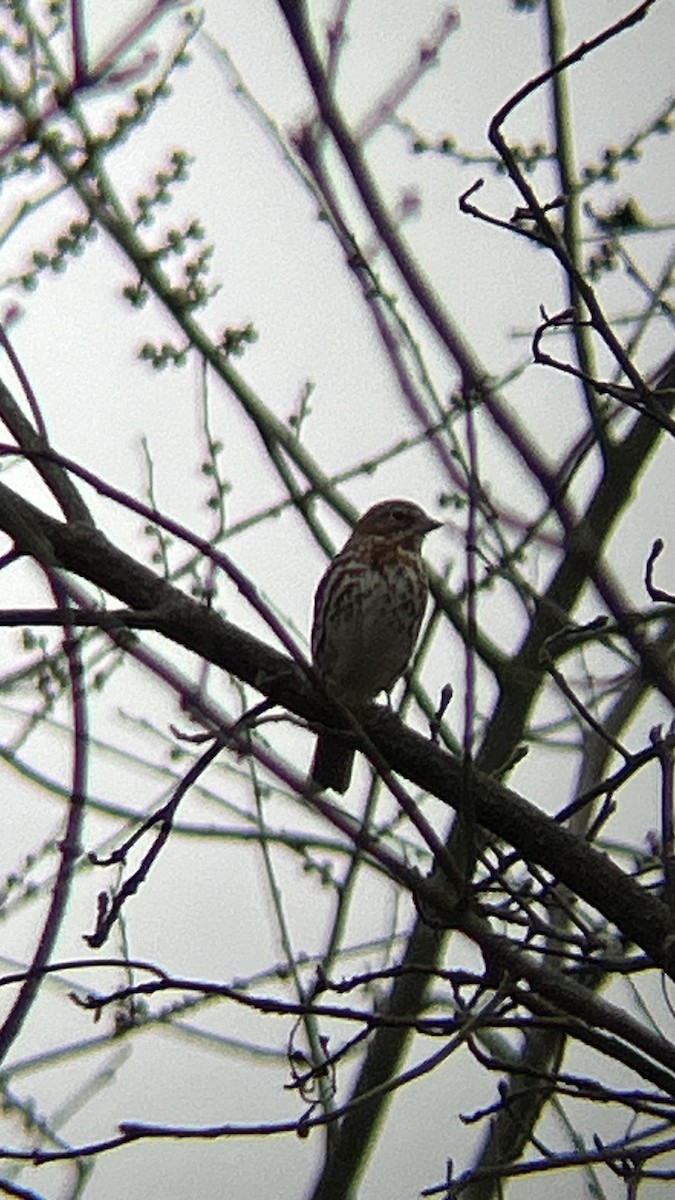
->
[0,481,672,977]
[0,575,88,1066]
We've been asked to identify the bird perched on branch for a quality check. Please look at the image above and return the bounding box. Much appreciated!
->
[310,498,440,793]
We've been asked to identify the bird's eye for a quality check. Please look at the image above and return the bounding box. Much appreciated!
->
[391,507,407,522]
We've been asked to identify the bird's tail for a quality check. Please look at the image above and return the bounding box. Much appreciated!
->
[310,734,355,794]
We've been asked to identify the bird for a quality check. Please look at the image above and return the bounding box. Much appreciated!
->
[310,498,440,792]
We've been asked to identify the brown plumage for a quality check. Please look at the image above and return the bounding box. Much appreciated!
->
[310,499,440,792]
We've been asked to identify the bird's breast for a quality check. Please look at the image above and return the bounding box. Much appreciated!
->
[313,550,427,704]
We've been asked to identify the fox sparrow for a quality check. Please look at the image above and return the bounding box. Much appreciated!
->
[310,499,440,792]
